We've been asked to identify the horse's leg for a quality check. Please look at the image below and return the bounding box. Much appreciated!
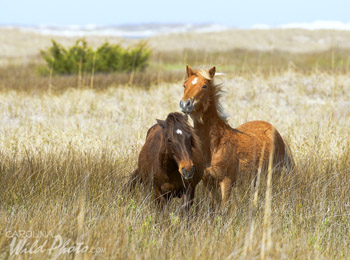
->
[182,186,195,212]
[128,168,140,191]
[220,176,232,204]
[205,164,230,202]
[205,165,226,179]
[202,173,219,207]
[154,187,167,209]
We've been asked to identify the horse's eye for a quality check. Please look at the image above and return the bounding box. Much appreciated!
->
[183,85,186,89]
[167,138,173,143]
[202,85,207,89]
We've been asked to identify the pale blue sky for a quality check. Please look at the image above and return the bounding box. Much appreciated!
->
[1,0,349,27]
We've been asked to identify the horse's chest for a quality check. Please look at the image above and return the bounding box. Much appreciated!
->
[156,173,186,197]
[160,182,184,197]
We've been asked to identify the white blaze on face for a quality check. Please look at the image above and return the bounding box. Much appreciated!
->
[176,129,183,135]
[191,77,198,85]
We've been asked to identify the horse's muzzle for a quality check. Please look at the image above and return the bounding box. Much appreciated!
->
[181,166,195,179]
[179,99,194,114]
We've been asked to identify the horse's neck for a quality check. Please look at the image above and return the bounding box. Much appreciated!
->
[193,101,228,161]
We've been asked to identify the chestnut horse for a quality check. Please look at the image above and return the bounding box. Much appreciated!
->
[180,65,295,204]
[130,112,203,209]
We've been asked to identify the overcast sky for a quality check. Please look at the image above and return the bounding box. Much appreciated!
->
[1,0,349,27]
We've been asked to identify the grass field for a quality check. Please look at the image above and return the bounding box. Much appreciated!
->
[0,28,350,259]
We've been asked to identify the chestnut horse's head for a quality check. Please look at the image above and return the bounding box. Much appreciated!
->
[156,112,199,179]
[180,65,216,115]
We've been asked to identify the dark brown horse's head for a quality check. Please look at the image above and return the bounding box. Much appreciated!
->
[156,112,199,179]
[180,65,216,115]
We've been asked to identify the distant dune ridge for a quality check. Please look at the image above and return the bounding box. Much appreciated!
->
[1,24,232,38]
[3,21,350,38]
[1,21,350,65]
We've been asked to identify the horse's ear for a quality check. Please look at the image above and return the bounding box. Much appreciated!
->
[186,65,194,77]
[156,119,167,129]
[209,66,216,79]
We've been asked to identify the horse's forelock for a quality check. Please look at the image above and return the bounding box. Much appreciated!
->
[164,113,199,142]
[165,113,190,136]
[197,70,213,80]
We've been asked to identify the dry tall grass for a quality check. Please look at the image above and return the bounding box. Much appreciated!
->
[1,63,349,259]
[2,48,350,94]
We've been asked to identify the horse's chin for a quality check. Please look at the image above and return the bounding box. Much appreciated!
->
[181,108,192,115]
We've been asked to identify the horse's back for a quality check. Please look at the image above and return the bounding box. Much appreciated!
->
[236,120,274,135]
[234,120,286,172]
[236,120,282,145]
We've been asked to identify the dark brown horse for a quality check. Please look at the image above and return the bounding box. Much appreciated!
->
[130,112,203,209]
[180,65,295,204]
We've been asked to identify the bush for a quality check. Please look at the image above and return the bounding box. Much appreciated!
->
[39,39,152,75]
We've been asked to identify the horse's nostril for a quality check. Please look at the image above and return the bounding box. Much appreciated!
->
[181,167,193,179]
[180,100,194,113]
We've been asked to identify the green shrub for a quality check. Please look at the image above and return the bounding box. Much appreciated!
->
[39,39,152,75]
[121,42,152,72]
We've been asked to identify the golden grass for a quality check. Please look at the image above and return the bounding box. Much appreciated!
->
[0,68,350,259]
[150,29,350,52]
[154,48,350,73]
[2,47,350,95]
[0,63,184,92]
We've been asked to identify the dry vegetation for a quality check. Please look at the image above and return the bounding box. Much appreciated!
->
[0,28,350,259]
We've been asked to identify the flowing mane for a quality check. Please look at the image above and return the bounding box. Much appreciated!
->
[197,69,228,123]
